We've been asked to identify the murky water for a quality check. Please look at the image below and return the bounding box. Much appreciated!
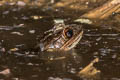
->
[0,6,120,80]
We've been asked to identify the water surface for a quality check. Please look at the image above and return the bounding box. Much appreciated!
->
[0,6,120,80]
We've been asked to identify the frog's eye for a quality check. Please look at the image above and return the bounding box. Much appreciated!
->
[64,28,73,38]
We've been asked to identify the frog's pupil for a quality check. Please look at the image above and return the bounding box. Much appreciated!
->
[65,29,73,38]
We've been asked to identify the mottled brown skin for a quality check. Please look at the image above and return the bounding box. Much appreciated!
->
[37,23,83,52]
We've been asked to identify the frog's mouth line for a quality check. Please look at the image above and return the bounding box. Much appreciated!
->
[60,30,83,51]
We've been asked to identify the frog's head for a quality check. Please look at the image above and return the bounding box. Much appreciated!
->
[37,23,83,51]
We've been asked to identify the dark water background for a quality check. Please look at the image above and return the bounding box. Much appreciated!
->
[0,6,120,80]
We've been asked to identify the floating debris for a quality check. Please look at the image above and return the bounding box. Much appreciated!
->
[26,54,37,58]
[111,78,120,80]
[113,46,120,48]
[13,52,25,56]
[48,77,72,80]
[69,68,76,74]
[31,16,43,20]
[99,48,115,54]
[10,48,19,52]
[27,63,34,66]
[74,19,92,24]
[48,56,66,61]
[16,24,25,27]
[107,37,117,40]
[0,69,11,76]
[101,34,119,36]
[48,77,63,80]
[0,3,2,6]
[85,2,89,5]
[0,48,6,53]
[9,2,15,6]
[17,1,26,6]
[15,44,25,47]
[11,32,24,36]
[29,30,36,34]
[51,0,55,4]
[77,58,100,79]
[0,24,24,31]
[21,16,29,20]
[62,78,72,80]
[0,26,14,30]
[84,34,100,36]
[3,11,9,15]
[54,19,64,24]
[112,54,117,59]
[96,37,102,41]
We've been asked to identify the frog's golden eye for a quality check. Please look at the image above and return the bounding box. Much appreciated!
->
[63,28,73,38]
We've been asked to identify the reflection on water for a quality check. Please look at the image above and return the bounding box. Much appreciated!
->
[0,6,120,80]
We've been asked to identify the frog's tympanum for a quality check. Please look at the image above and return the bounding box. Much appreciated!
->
[37,23,83,52]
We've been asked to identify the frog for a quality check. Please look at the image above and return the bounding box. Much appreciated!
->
[36,0,120,52]
[36,23,83,52]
